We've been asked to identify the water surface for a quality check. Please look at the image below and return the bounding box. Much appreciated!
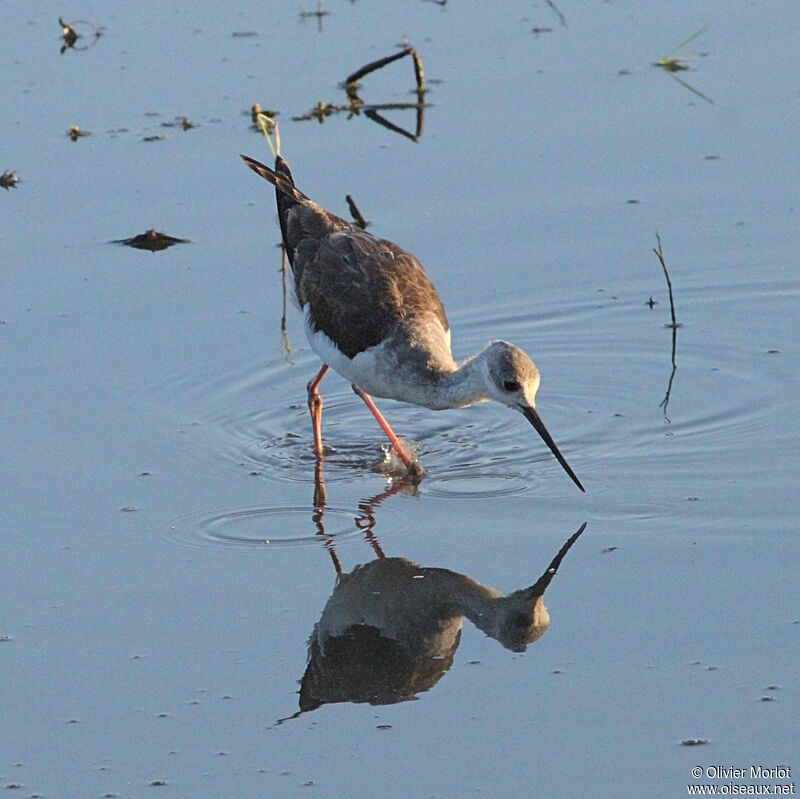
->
[2,2,798,797]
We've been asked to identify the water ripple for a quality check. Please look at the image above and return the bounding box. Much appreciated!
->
[149,278,793,497]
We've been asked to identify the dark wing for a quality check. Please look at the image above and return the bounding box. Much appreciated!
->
[298,231,450,359]
[242,154,449,359]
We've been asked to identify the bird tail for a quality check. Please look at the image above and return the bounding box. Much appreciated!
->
[240,154,308,256]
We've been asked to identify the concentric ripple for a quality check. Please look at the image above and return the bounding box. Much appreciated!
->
[148,277,794,505]
[171,504,386,551]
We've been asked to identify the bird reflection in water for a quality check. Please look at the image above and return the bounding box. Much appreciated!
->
[281,471,586,720]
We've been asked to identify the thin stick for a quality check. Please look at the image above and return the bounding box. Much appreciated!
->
[345,195,368,229]
[345,47,412,85]
[652,232,680,329]
[545,0,567,27]
[364,108,417,141]
[280,245,290,334]
[409,48,425,92]
[659,324,677,421]
[344,46,425,93]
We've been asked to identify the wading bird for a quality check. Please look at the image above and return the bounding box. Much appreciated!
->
[242,154,583,491]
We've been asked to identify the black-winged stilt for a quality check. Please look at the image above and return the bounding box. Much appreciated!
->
[241,154,583,491]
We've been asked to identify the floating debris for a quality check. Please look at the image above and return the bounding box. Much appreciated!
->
[59,16,78,49]
[142,134,165,142]
[250,103,279,129]
[161,116,197,130]
[0,170,19,190]
[293,100,336,124]
[680,738,709,746]
[655,26,708,72]
[112,229,190,252]
[652,233,681,419]
[545,0,567,27]
[299,2,330,32]
[68,125,90,141]
[654,27,713,104]
[293,47,429,141]
[344,46,425,94]
[652,233,680,330]
[58,16,104,54]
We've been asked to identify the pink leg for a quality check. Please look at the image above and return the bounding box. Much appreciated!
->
[307,365,329,458]
[351,384,421,475]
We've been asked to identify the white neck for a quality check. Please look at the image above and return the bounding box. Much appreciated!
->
[422,351,493,410]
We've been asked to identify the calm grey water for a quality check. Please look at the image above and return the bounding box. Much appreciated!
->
[2,1,798,797]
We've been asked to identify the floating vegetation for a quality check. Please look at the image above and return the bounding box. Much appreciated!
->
[0,170,19,190]
[142,134,165,142]
[111,229,190,252]
[68,125,90,141]
[654,26,713,104]
[655,26,707,72]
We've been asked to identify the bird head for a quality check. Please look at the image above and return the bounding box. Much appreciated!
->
[481,340,584,492]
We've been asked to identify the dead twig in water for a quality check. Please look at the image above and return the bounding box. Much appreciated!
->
[545,0,567,27]
[299,3,330,33]
[652,232,680,329]
[344,46,425,94]
[280,244,292,355]
[652,233,681,420]
[292,47,429,141]
[660,325,678,421]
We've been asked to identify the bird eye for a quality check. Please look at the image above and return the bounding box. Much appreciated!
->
[503,380,521,393]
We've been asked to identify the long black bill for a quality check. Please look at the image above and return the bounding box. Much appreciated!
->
[521,406,585,492]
